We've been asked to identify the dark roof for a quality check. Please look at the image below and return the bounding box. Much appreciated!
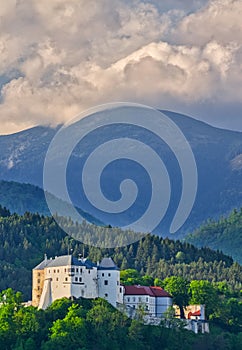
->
[34,255,97,269]
[33,259,50,270]
[98,257,119,270]
[124,285,172,298]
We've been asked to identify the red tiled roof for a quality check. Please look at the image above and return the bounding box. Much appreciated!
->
[188,310,201,319]
[124,285,172,298]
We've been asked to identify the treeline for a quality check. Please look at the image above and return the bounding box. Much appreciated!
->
[0,288,241,350]
[0,207,241,300]
[186,208,242,263]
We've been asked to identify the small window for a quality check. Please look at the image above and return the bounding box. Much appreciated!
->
[37,279,40,284]
[57,269,59,273]
[54,269,56,273]
[37,272,40,277]
[117,281,119,285]
[120,287,122,293]
[49,270,50,274]
[64,268,67,273]
[56,278,58,281]
[133,297,135,302]
[108,273,111,277]
[105,293,108,297]
[88,270,90,274]
[104,280,108,285]
[146,297,148,302]
[79,277,82,282]
[102,273,104,277]
[127,297,130,302]
[80,268,83,273]
[65,277,68,281]
[75,277,78,282]
[76,268,78,273]
[37,295,40,298]
[37,286,40,291]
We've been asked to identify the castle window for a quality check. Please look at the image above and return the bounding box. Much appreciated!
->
[56,278,58,281]
[75,277,78,282]
[102,273,104,277]
[76,268,78,273]
[133,297,135,302]
[65,277,68,282]
[127,297,130,302]
[37,286,40,291]
[49,270,50,274]
[146,297,148,302]
[37,272,40,277]
[80,269,83,273]
[37,295,40,298]
[104,280,108,285]
[65,268,67,273]
[37,279,40,284]
[108,273,111,277]
[79,277,82,282]
[105,293,108,298]
[120,287,122,293]
[88,270,90,274]
[57,269,59,273]
[54,270,56,273]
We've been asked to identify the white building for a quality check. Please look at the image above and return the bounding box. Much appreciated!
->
[123,285,172,318]
[32,255,123,309]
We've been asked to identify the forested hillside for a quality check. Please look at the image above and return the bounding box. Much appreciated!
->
[1,289,241,350]
[186,208,242,264]
[0,207,241,300]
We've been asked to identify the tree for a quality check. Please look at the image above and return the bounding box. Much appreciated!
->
[189,280,219,318]
[46,304,87,349]
[164,276,190,319]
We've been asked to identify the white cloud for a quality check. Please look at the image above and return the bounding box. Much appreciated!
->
[0,0,242,134]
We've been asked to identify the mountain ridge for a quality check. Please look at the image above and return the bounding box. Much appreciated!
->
[0,110,241,236]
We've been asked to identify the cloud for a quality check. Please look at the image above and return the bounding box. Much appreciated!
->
[0,0,242,134]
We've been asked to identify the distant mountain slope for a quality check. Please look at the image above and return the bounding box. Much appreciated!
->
[185,208,242,264]
[0,111,241,236]
[0,180,104,225]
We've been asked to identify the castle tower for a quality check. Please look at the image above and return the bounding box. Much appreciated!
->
[97,257,124,307]
[32,254,49,307]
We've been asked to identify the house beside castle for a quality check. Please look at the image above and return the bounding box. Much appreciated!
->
[123,285,172,318]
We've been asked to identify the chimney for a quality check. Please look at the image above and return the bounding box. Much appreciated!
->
[200,305,205,320]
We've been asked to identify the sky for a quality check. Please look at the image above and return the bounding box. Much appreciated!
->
[0,0,242,134]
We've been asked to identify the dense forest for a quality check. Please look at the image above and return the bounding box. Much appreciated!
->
[0,206,241,300]
[186,208,242,263]
[0,288,241,350]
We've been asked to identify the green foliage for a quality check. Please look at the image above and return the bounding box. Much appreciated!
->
[164,276,190,319]
[0,288,241,349]
[186,208,242,263]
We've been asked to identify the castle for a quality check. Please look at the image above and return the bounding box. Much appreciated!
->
[32,254,209,333]
[32,254,123,309]
[32,254,172,318]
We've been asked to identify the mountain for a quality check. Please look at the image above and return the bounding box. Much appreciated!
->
[0,180,104,225]
[185,208,242,264]
[0,110,241,236]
